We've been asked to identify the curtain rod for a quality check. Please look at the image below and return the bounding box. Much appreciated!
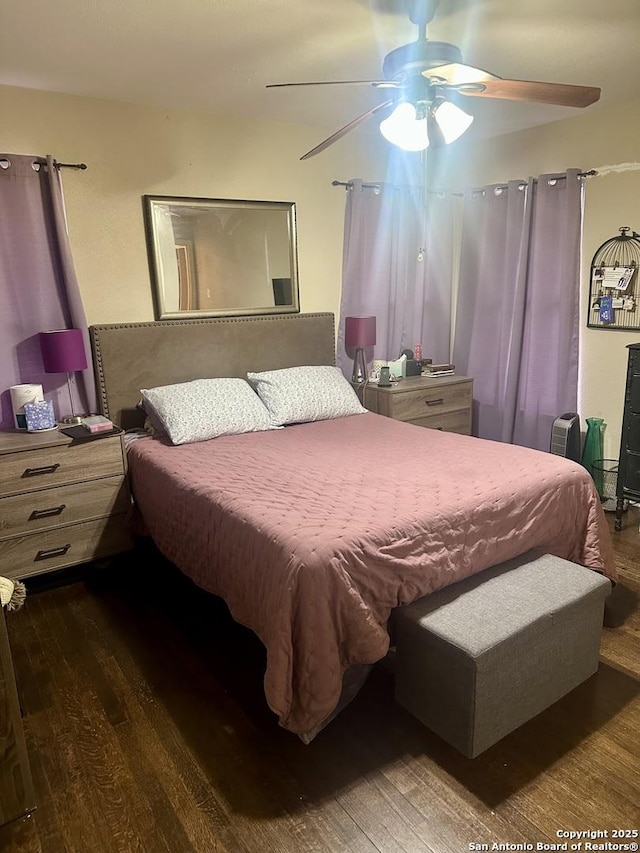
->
[55,162,88,171]
[0,158,88,171]
[332,180,463,198]
[475,169,598,194]
[332,180,379,189]
[333,169,598,194]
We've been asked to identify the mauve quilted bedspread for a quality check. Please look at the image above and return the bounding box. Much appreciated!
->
[126,412,616,740]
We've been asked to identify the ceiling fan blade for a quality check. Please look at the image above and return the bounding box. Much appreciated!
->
[424,62,500,86]
[267,80,390,89]
[425,62,600,107]
[300,99,395,161]
[453,78,601,108]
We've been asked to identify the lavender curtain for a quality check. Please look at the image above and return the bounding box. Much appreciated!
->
[337,179,454,375]
[0,153,96,429]
[453,169,583,451]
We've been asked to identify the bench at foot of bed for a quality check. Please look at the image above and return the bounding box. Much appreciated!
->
[392,550,612,758]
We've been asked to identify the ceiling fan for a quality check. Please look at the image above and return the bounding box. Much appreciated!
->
[266,0,601,160]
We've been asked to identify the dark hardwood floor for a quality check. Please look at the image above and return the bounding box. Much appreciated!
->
[2,510,639,852]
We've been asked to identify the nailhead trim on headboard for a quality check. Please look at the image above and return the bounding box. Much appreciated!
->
[90,312,337,427]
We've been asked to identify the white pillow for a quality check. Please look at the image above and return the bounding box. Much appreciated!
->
[247,365,366,426]
[139,378,274,445]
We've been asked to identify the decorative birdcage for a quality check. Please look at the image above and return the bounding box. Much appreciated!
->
[587,227,640,330]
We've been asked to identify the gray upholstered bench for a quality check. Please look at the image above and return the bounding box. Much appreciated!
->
[392,550,612,758]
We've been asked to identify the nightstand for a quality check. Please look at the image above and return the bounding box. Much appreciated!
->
[0,429,133,581]
[358,375,473,434]
[0,604,35,827]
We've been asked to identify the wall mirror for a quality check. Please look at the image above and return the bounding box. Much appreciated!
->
[143,195,300,319]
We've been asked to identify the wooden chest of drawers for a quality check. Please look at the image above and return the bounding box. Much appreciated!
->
[359,375,473,434]
[0,605,35,827]
[0,430,133,580]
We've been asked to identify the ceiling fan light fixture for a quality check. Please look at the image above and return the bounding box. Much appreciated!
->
[270,1,601,160]
[432,99,474,143]
[379,102,429,152]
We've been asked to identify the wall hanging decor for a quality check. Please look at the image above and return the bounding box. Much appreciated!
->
[587,227,640,330]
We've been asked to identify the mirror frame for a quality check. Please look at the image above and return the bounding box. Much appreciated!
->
[143,194,300,320]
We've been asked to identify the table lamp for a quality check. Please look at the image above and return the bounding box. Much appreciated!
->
[39,329,88,424]
[345,316,376,384]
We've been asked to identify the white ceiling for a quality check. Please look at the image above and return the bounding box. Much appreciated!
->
[2,0,639,153]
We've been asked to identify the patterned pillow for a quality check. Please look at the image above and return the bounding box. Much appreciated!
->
[139,378,274,445]
[247,365,366,427]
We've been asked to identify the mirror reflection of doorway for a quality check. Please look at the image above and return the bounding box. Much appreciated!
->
[272,278,293,306]
[176,242,197,310]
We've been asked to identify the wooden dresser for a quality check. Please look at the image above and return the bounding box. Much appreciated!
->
[358,375,473,435]
[0,604,35,827]
[0,429,133,581]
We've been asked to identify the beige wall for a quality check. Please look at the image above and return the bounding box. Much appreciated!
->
[0,84,388,327]
[4,83,637,457]
[430,99,640,458]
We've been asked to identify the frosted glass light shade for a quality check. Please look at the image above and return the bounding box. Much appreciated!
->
[379,103,429,152]
[380,100,474,150]
[433,100,474,144]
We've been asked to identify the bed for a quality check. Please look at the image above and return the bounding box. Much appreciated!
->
[90,312,617,742]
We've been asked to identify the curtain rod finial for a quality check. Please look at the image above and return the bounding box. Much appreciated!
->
[54,161,88,171]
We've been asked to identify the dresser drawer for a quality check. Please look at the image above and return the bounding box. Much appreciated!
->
[0,436,124,498]
[0,516,133,580]
[0,608,35,826]
[387,381,472,422]
[408,409,472,434]
[0,476,130,541]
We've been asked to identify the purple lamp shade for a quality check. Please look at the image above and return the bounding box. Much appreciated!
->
[345,316,376,349]
[39,329,88,374]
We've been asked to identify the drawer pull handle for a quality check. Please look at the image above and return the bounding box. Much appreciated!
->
[425,398,444,406]
[30,505,66,520]
[35,544,71,561]
[22,463,60,478]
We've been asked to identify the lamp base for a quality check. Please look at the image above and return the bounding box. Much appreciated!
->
[60,415,84,425]
[351,347,368,385]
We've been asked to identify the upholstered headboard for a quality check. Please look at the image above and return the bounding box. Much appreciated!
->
[90,312,336,430]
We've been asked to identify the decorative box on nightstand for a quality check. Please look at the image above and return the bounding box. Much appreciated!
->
[356,375,474,435]
[0,429,133,581]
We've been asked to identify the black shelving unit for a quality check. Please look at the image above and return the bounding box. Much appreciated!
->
[616,342,640,529]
